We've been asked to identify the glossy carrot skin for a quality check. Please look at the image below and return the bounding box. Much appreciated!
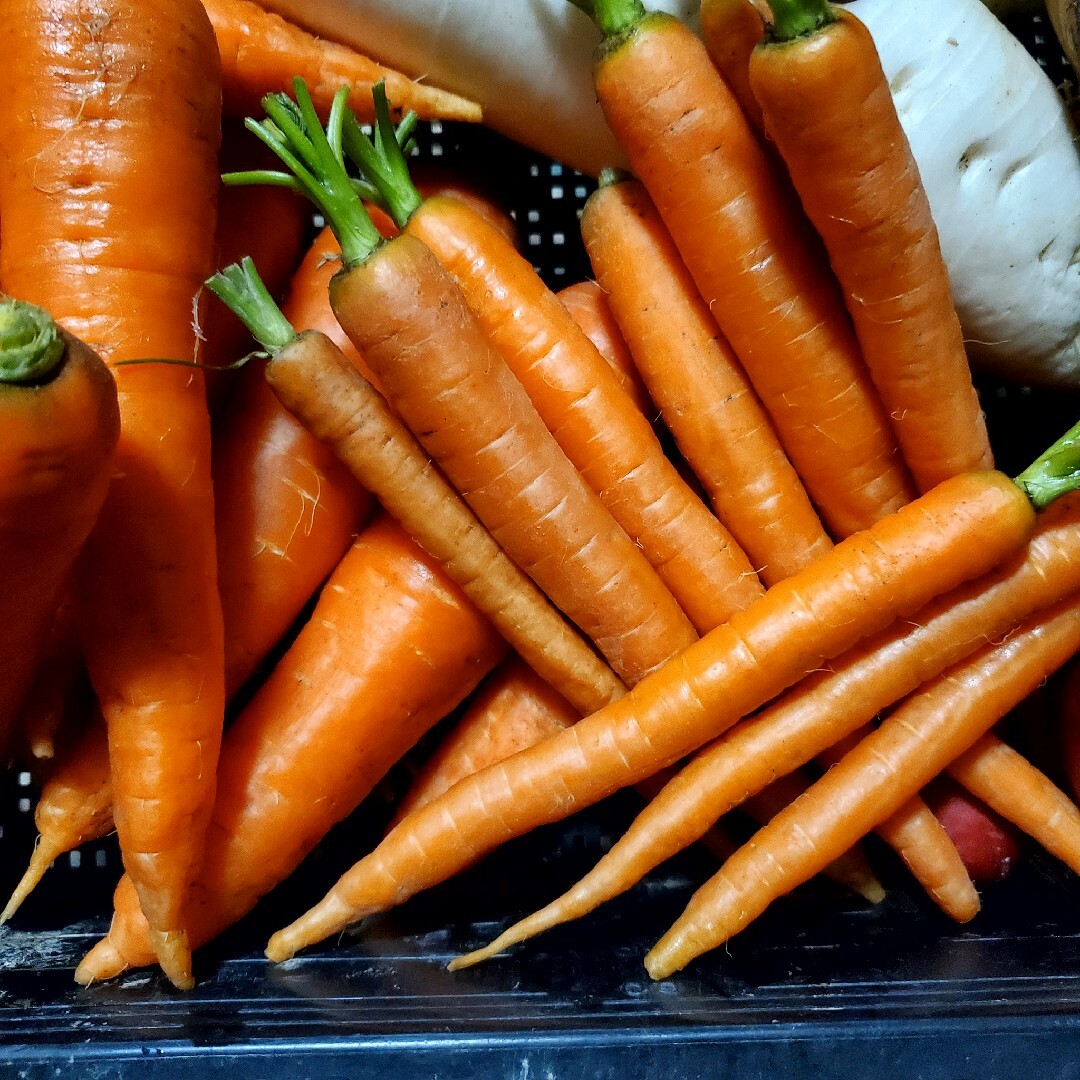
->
[581,178,832,584]
[75,513,506,983]
[699,0,767,131]
[594,12,915,538]
[214,234,373,697]
[265,471,1034,961]
[748,10,993,492]
[0,0,225,985]
[329,233,696,686]
[204,0,482,124]
[406,197,762,635]
[0,331,119,749]
[648,593,1080,977]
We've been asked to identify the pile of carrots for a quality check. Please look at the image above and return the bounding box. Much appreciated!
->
[1,0,1080,994]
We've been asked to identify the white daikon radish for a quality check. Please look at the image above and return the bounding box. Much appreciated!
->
[260,0,697,176]
[844,0,1080,387]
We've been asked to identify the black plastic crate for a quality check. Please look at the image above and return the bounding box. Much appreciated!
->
[3,10,1080,1077]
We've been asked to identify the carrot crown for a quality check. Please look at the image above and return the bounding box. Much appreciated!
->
[0,298,65,384]
[206,258,297,355]
[1015,418,1080,511]
[570,0,647,37]
[342,83,423,232]
[225,79,383,268]
[761,0,835,40]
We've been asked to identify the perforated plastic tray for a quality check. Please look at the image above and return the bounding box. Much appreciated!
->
[3,11,1080,1078]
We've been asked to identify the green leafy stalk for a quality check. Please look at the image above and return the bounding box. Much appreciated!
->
[571,0,647,37]
[762,0,835,42]
[0,297,65,384]
[1014,418,1080,511]
[342,82,423,231]
[206,258,296,355]
[226,79,383,268]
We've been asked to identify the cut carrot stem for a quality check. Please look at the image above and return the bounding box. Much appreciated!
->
[749,3,993,492]
[581,174,832,584]
[584,0,917,539]
[646,592,1080,978]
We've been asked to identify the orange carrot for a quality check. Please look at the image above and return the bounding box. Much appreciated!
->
[646,592,1080,978]
[352,101,764,636]
[452,490,1080,964]
[556,280,653,416]
[0,0,225,989]
[240,82,698,687]
[2,712,112,923]
[699,0,767,132]
[748,1,993,492]
[580,174,832,584]
[0,300,119,754]
[581,0,916,539]
[210,258,625,716]
[213,237,373,698]
[75,512,506,984]
[265,465,1042,963]
[1063,664,1080,804]
[204,0,482,124]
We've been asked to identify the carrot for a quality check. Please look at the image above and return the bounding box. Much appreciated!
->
[74,512,506,984]
[350,90,764,635]
[556,280,653,416]
[0,300,119,753]
[748,0,993,492]
[203,0,483,124]
[209,257,625,716]
[213,238,373,698]
[580,174,832,584]
[452,489,1080,966]
[2,712,113,923]
[646,592,1080,978]
[0,0,225,989]
[390,658,578,828]
[579,0,917,539]
[236,82,697,687]
[815,731,979,922]
[947,732,1080,879]
[699,0,767,132]
[265,455,1053,962]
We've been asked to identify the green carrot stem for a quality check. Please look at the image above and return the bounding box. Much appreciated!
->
[1014,418,1080,511]
[598,167,634,188]
[572,0,647,38]
[205,258,296,355]
[761,0,835,41]
[0,298,65,384]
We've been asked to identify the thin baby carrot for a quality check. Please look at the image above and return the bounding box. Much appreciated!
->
[204,0,482,124]
[579,0,916,539]
[556,280,653,417]
[75,512,506,984]
[452,490,1080,966]
[749,0,993,492]
[265,453,1053,963]
[0,0,226,989]
[0,299,119,754]
[580,173,832,584]
[235,81,697,686]
[209,257,625,717]
[647,592,1080,978]
[349,105,763,634]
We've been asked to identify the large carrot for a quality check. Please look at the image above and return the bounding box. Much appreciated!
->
[263,424,1080,962]
[748,0,993,492]
[213,237,373,698]
[0,0,225,989]
[0,300,119,750]
[578,0,916,539]
[646,592,1080,978]
[234,82,697,687]
[75,512,506,984]
[580,173,832,584]
[348,102,763,634]
[699,0,767,131]
[209,257,624,716]
[204,0,482,124]
[451,490,1080,965]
